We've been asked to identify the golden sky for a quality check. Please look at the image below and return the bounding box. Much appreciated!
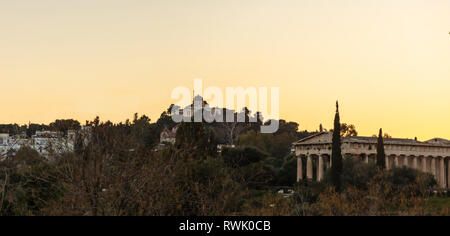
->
[1,0,449,140]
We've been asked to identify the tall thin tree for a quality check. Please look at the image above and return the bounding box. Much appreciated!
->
[330,101,343,191]
[376,128,386,170]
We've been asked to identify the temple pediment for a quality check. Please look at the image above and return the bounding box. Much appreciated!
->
[425,138,450,145]
[293,132,332,145]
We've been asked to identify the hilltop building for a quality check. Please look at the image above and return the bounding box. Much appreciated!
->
[173,95,233,121]
[160,125,180,145]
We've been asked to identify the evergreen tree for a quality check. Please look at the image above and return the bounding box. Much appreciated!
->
[330,101,343,191]
[376,128,386,170]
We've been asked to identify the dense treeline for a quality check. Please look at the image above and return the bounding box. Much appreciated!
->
[0,106,313,216]
[0,115,305,215]
[0,119,81,137]
[1,103,449,216]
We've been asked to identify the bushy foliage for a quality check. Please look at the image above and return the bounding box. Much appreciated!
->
[237,127,300,159]
[235,120,313,186]
[294,159,441,216]
[0,147,63,215]
[49,119,81,136]
[222,146,267,168]
[221,146,272,189]
[0,111,447,216]
[324,158,378,190]
[311,170,437,216]
[0,118,255,216]
[324,158,436,193]
[273,154,297,186]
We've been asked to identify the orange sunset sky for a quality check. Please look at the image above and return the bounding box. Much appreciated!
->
[1,0,449,140]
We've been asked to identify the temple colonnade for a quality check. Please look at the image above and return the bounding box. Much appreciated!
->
[294,133,450,189]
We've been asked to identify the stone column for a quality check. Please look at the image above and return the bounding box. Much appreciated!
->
[412,156,418,170]
[385,156,389,170]
[307,155,313,180]
[447,157,450,189]
[364,155,369,164]
[440,158,445,188]
[431,157,436,178]
[394,155,399,167]
[422,157,427,173]
[318,155,324,181]
[297,156,303,182]
[402,156,408,167]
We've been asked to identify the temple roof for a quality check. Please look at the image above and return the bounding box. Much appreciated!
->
[294,132,450,147]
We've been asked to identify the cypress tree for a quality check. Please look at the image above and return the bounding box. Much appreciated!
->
[330,101,343,191]
[376,128,386,170]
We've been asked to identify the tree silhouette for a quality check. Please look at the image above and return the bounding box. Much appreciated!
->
[376,128,386,170]
[330,101,343,192]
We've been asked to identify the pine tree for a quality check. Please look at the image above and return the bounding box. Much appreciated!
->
[376,128,386,170]
[330,101,343,191]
